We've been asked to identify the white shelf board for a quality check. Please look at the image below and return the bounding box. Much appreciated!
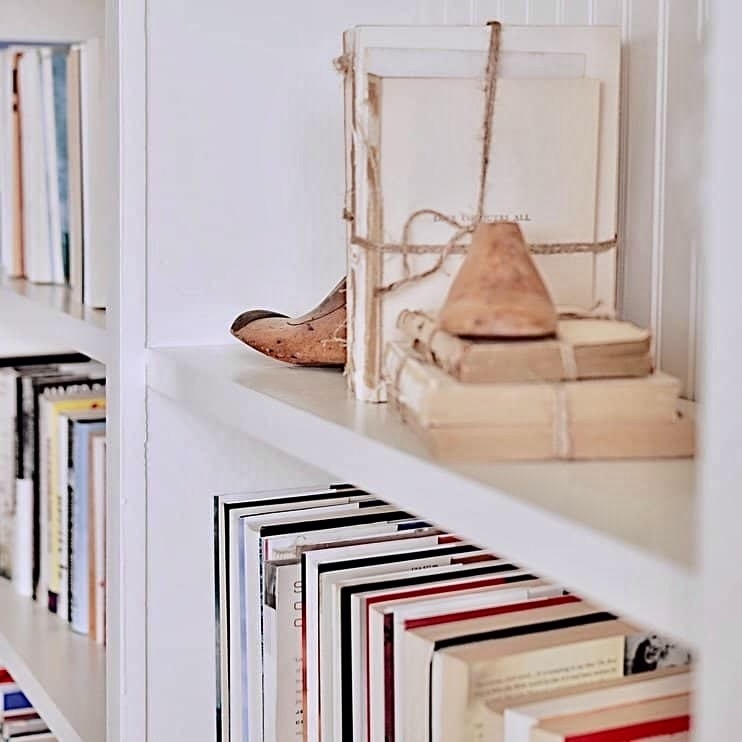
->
[0,579,105,742]
[0,277,108,364]
[148,344,698,644]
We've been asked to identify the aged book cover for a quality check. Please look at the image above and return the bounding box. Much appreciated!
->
[398,311,653,383]
[344,25,621,402]
[384,343,694,461]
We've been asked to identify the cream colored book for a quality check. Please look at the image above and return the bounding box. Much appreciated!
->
[467,667,690,742]
[400,600,631,742]
[530,693,691,742]
[343,25,621,402]
[398,311,653,383]
[384,343,694,461]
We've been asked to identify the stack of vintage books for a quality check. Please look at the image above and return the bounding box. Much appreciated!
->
[383,310,695,462]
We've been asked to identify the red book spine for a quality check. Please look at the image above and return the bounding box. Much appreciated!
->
[567,714,691,742]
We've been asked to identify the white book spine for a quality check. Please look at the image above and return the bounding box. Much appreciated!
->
[0,50,16,273]
[18,51,52,284]
[263,563,303,742]
[13,479,33,597]
[0,370,17,579]
[92,436,106,644]
[57,419,70,621]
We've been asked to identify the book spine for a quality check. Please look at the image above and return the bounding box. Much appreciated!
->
[0,371,17,579]
[12,479,33,597]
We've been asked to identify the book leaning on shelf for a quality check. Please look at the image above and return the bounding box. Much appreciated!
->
[0,349,107,646]
[215,483,693,742]
[0,43,105,307]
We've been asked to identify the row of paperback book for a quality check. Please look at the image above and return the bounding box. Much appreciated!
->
[0,349,106,644]
[0,668,57,741]
[0,43,105,307]
[216,484,693,742]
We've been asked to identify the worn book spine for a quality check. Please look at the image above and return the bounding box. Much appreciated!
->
[397,310,653,384]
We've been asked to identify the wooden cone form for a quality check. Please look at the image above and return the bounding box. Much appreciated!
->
[438,222,558,338]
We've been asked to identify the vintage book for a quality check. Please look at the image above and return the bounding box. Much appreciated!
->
[343,25,621,401]
[428,617,643,742]
[467,667,690,742]
[530,693,690,742]
[398,310,653,383]
[384,343,694,461]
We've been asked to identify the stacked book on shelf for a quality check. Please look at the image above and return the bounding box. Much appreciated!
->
[0,43,105,307]
[0,349,106,644]
[384,311,695,462]
[215,484,693,742]
[0,669,57,741]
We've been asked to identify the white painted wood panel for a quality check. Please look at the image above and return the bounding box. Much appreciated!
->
[146,393,326,742]
[527,0,559,24]
[501,0,528,23]
[700,4,742,740]
[473,0,506,24]
[657,0,704,398]
[562,0,590,24]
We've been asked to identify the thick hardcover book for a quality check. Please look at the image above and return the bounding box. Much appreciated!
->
[397,311,653,384]
[384,343,694,461]
[343,25,621,402]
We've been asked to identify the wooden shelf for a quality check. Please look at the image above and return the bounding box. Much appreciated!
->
[0,579,105,742]
[148,344,698,645]
[0,277,108,364]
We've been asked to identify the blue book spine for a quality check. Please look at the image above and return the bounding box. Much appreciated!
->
[3,690,31,712]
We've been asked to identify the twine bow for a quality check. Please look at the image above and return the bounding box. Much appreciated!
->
[337,21,618,297]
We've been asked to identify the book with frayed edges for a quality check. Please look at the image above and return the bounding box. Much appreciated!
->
[383,343,694,462]
[398,310,653,384]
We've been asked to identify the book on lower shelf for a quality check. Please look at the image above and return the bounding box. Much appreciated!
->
[0,350,107,646]
[0,668,59,740]
[0,42,105,308]
[214,484,693,742]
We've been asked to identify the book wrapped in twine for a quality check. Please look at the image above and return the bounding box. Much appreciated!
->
[339,22,621,401]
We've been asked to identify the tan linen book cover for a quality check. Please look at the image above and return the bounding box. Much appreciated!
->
[384,343,681,427]
[530,693,691,742]
[397,310,653,383]
[344,25,621,402]
[467,667,690,742]
[401,600,629,742]
[423,615,638,742]
[384,343,695,461]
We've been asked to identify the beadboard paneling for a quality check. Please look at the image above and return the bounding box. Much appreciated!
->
[438,0,704,397]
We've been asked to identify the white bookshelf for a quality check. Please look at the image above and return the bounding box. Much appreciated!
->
[0,579,105,742]
[149,344,697,643]
[2,0,740,741]
[0,277,108,363]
